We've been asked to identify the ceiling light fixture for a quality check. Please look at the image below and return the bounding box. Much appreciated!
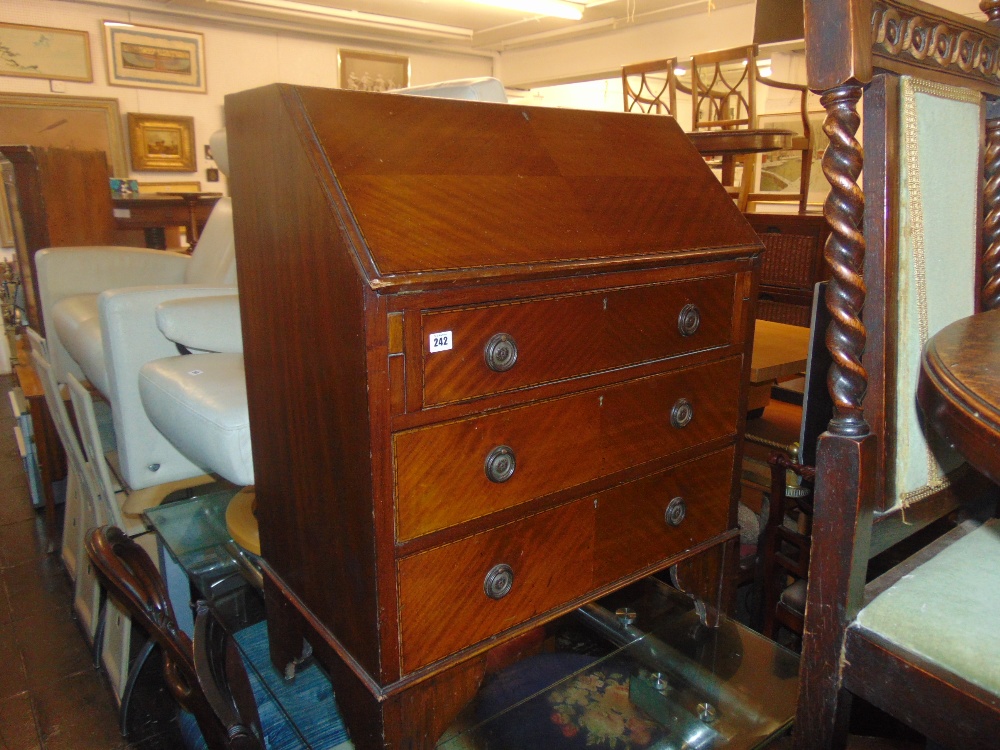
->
[206,0,473,39]
[465,0,585,21]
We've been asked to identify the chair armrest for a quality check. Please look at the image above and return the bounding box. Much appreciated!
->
[98,284,237,490]
[156,294,243,353]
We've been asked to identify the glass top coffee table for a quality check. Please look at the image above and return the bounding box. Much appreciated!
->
[147,490,799,750]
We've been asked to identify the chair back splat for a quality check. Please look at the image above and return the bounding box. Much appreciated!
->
[86,526,264,749]
[794,1,1000,748]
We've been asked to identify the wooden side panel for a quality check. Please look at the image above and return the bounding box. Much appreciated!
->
[394,356,742,540]
[397,499,594,674]
[226,87,383,677]
[420,275,735,406]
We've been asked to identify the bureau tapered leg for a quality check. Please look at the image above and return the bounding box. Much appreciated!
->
[670,539,734,627]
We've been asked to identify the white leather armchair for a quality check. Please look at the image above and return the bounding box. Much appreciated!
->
[36,129,237,491]
[138,294,252,490]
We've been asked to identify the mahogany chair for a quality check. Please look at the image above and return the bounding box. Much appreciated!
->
[689,44,813,212]
[793,1,1000,747]
[747,281,832,638]
[85,526,264,750]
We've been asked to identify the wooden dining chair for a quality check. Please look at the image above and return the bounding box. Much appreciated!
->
[792,1,1000,747]
[622,58,689,116]
[86,525,265,750]
[689,44,813,212]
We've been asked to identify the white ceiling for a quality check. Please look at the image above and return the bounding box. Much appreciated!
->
[139,0,754,52]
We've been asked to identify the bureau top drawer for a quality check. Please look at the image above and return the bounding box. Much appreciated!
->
[419,275,736,407]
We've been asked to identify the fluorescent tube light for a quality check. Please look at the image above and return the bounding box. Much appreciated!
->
[466,0,585,21]
[207,0,473,39]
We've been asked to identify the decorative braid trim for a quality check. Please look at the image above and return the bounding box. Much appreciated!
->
[898,76,979,503]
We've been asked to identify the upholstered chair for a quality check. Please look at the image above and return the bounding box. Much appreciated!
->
[35,129,236,491]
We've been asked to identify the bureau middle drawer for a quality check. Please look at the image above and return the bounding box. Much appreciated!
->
[420,275,736,407]
[394,356,742,541]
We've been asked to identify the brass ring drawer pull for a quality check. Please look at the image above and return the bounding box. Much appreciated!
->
[670,398,693,429]
[484,333,518,372]
[484,445,516,483]
[677,304,701,336]
[665,497,687,527]
[484,563,515,599]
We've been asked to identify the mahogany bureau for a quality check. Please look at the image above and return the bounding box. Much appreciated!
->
[225,84,763,749]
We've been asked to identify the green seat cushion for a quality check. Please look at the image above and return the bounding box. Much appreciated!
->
[855,519,1000,696]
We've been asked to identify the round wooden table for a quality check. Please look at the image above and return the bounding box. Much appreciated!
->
[687,129,796,156]
[917,308,1000,485]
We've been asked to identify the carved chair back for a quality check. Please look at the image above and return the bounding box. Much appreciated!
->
[85,526,262,749]
[794,1,1000,747]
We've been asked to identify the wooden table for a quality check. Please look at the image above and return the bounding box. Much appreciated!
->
[749,319,811,414]
[918,308,1000,486]
[688,129,796,157]
[112,193,221,250]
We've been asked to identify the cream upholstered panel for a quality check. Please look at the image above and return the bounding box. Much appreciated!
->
[893,76,980,509]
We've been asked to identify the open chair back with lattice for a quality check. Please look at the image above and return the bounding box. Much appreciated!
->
[622,58,686,116]
[689,44,814,212]
[794,1,1000,748]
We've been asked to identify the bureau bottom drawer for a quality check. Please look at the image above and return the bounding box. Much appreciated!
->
[594,447,735,587]
[397,500,595,675]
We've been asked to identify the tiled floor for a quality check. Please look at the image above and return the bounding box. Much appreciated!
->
[0,372,158,750]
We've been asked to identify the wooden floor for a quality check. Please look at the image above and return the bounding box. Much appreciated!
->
[0,372,172,750]
[0,369,936,750]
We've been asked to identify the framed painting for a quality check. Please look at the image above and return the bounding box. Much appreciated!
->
[339,49,408,92]
[0,93,128,176]
[128,113,196,172]
[103,21,206,93]
[0,22,92,82]
[755,110,829,206]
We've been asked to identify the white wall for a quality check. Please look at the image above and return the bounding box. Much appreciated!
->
[498,3,757,90]
[1,0,493,187]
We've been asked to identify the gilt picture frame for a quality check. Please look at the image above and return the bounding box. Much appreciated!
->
[0,22,92,82]
[103,21,206,93]
[339,49,408,92]
[0,93,128,176]
[128,113,196,172]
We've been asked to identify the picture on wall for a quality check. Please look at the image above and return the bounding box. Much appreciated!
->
[755,110,829,207]
[103,21,206,93]
[0,93,128,176]
[339,49,408,92]
[0,22,92,82]
[128,113,196,172]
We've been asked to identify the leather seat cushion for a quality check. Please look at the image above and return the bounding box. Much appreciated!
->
[51,294,109,395]
[138,353,253,486]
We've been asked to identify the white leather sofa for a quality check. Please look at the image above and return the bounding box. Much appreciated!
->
[36,130,237,491]
[137,79,510,528]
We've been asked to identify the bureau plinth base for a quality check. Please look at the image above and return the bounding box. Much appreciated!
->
[262,563,488,750]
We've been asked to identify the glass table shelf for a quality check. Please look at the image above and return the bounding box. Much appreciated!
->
[146,491,799,750]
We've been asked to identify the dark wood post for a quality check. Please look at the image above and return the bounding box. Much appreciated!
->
[795,2,875,747]
[983,1,1000,310]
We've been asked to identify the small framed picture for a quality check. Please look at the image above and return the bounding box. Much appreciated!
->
[339,49,408,92]
[103,21,206,93]
[127,112,196,172]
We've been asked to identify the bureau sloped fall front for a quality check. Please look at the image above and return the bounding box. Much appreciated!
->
[225,84,763,750]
